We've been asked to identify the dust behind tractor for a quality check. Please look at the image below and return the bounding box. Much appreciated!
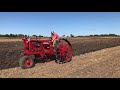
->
[19,35,73,69]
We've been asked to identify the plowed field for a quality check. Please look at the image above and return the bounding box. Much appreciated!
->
[0,37,120,70]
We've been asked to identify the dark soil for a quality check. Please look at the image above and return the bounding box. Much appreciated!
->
[0,42,23,69]
[0,38,120,70]
[72,38,120,56]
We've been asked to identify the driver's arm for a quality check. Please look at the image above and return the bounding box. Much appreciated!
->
[52,35,56,41]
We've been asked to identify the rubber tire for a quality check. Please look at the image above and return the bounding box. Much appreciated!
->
[54,38,73,64]
[19,55,35,69]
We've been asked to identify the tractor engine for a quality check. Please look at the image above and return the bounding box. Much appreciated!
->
[30,40,43,52]
[22,37,54,58]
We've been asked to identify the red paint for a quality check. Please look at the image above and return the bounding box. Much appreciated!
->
[21,35,73,63]
[24,59,32,67]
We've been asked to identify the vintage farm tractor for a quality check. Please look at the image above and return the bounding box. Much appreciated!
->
[19,35,73,69]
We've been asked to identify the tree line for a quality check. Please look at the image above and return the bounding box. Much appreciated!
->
[0,33,119,37]
[0,34,24,37]
[0,34,44,37]
[69,34,119,37]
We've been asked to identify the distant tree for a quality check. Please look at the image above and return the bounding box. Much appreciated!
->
[77,35,83,37]
[109,34,117,36]
[70,34,74,37]
[5,34,9,37]
[18,34,24,37]
[94,34,98,36]
[89,35,93,37]
[105,34,108,36]
[32,35,37,37]
[62,35,65,37]
[39,35,43,37]
[10,34,13,37]
[100,34,103,36]
[0,34,4,37]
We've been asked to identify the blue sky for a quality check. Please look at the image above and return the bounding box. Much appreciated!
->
[0,12,120,36]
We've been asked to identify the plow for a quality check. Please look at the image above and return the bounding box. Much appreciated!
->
[19,35,73,69]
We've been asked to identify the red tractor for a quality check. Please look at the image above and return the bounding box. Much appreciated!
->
[19,35,73,69]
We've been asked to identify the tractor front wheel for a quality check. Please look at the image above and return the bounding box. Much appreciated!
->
[19,55,35,69]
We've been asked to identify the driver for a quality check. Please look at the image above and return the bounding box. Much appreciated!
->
[51,31,60,47]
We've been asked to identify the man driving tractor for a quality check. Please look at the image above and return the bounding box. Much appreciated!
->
[19,31,73,69]
[51,31,60,47]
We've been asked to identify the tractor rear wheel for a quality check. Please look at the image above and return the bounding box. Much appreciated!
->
[54,38,73,64]
[19,55,35,69]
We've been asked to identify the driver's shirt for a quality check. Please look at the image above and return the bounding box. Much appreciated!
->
[51,32,60,41]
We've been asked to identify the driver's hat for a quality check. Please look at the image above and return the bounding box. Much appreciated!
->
[51,31,54,34]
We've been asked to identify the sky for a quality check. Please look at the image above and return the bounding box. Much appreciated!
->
[0,12,120,37]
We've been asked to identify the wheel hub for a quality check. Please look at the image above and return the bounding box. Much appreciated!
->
[24,59,32,67]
